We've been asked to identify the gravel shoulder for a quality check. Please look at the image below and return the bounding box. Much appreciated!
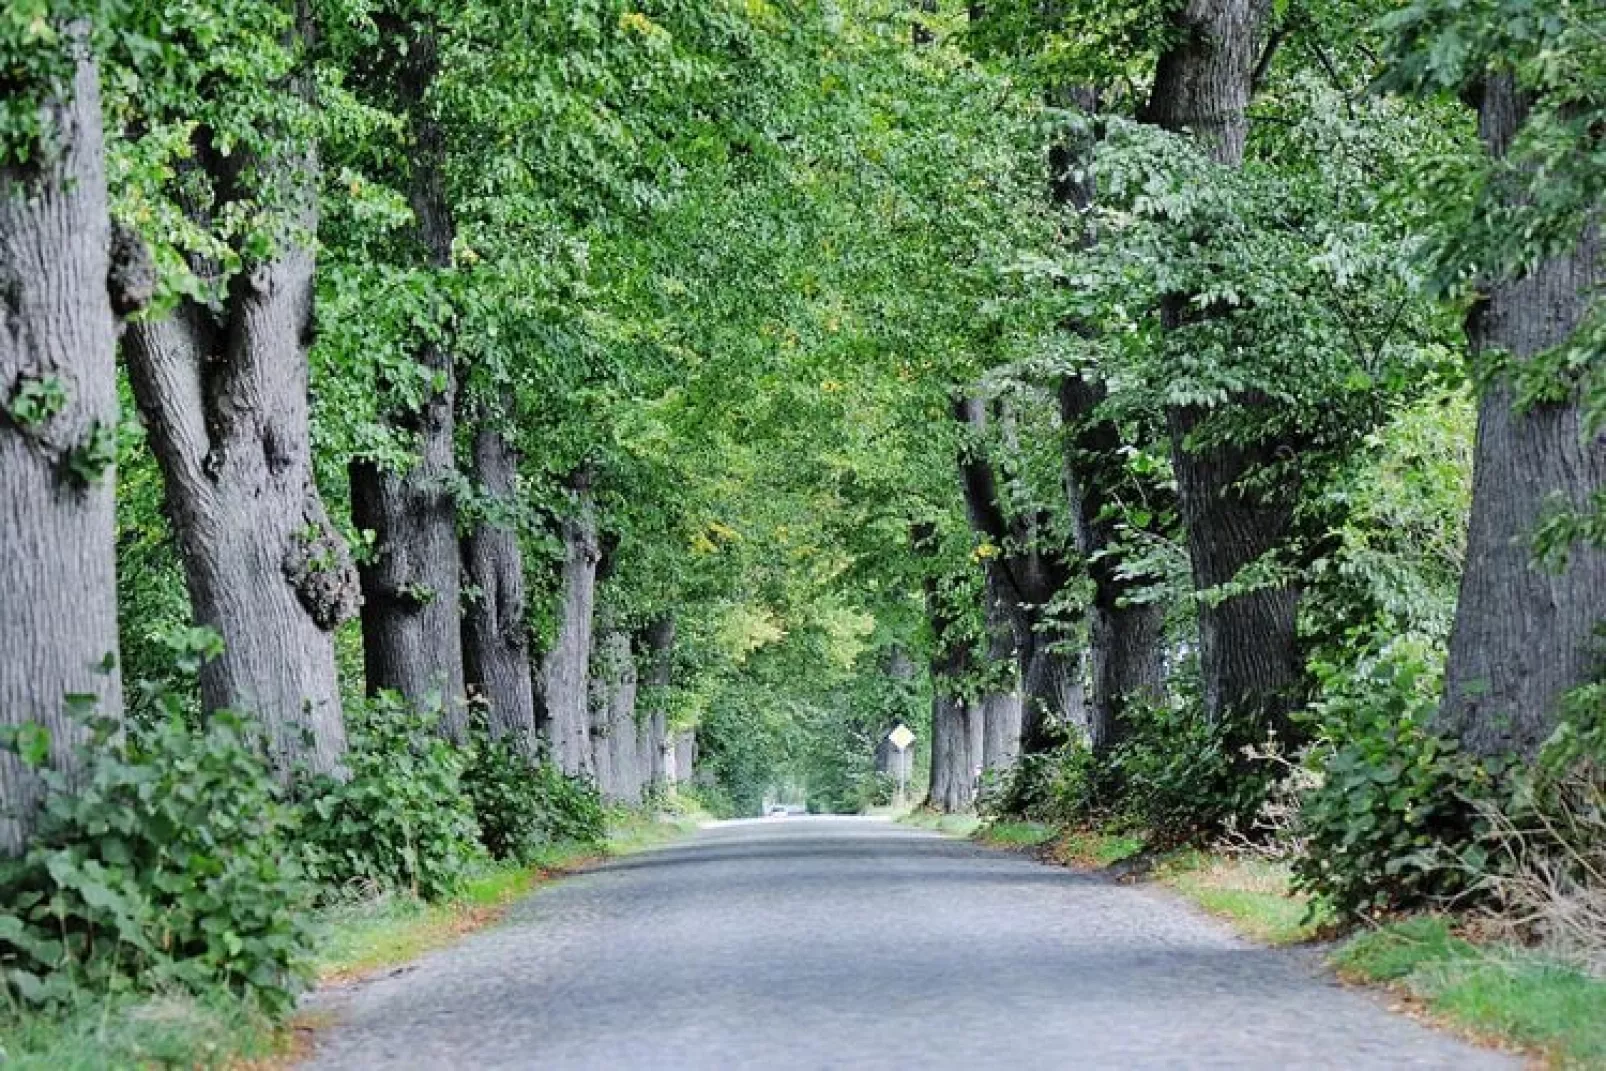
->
[301,817,1518,1070]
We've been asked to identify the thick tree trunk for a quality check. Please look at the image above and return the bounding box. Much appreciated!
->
[0,41,124,855]
[978,565,1024,777]
[671,730,696,788]
[638,615,675,795]
[589,625,640,803]
[928,692,984,813]
[351,17,464,732]
[1439,77,1606,759]
[1143,0,1298,733]
[955,393,1077,764]
[125,148,359,781]
[1059,376,1168,751]
[539,473,600,777]
[461,420,536,744]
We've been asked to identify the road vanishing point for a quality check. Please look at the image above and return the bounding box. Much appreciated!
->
[304,817,1515,1070]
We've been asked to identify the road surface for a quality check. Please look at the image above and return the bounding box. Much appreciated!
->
[304,817,1514,1069]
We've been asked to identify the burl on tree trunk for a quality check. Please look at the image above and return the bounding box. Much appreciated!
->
[462,420,537,745]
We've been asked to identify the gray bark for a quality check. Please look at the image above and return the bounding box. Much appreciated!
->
[461,418,536,746]
[123,125,359,780]
[1061,372,1168,751]
[1051,88,1170,753]
[1438,76,1606,759]
[589,625,640,803]
[638,615,675,795]
[1143,0,1299,733]
[671,730,696,789]
[350,16,464,733]
[955,393,1077,759]
[928,693,983,813]
[540,472,600,777]
[0,40,124,854]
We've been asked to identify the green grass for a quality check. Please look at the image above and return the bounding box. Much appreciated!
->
[317,813,698,982]
[1045,828,1147,868]
[1,813,697,1069]
[900,810,982,837]
[978,820,1057,847]
[0,991,293,1070]
[1334,917,1606,1067]
[1154,851,1333,946]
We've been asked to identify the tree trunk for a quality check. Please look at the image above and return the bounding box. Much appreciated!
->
[0,39,124,855]
[639,615,675,795]
[672,730,696,788]
[539,473,600,777]
[1438,76,1606,759]
[350,16,464,733]
[927,692,984,813]
[589,625,640,803]
[124,131,359,781]
[1059,376,1168,749]
[1143,0,1298,733]
[978,565,1024,777]
[461,419,536,744]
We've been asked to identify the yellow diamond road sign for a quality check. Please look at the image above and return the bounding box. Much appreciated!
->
[888,724,915,751]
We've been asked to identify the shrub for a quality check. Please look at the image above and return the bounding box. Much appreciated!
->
[1106,700,1262,845]
[302,692,484,902]
[1293,641,1495,919]
[463,724,605,863]
[0,711,315,1014]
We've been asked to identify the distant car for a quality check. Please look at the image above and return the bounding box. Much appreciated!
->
[767,805,788,817]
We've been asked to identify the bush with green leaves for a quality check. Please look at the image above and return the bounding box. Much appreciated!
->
[1293,641,1496,919]
[462,724,605,863]
[0,710,315,1014]
[302,692,484,902]
[1102,701,1264,846]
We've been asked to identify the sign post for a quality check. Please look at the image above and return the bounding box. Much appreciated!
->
[887,723,915,805]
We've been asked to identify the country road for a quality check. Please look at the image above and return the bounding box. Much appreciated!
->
[303,818,1515,1070]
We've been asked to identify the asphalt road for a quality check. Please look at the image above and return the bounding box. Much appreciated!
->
[303,817,1516,1070]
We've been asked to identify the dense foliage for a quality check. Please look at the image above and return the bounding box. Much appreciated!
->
[1,0,1602,1027]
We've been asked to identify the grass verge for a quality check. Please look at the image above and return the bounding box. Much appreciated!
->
[0,811,697,1069]
[900,809,982,837]
[1333,917,1606,1067]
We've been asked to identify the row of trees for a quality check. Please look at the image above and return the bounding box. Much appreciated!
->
[913,0,1603,825]
[2,0,1047,848]
[3,0,1600,877]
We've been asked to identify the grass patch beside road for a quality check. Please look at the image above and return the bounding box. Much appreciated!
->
[901,810,982,837]
[0,812,696,1069]
[318,810,698,984]
[1153,851,1332,946]
[1334,917,1606,1068]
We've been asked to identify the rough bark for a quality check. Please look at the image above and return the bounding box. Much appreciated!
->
[124,110,359,780]
[350,16,464,732]
[1059,377,1169,749]
[0,41,124,854]
[461,417,536,745]
[954,393,1078,760]
[589,625,640,803]
[1142,0,1299,733]
[1051,83,1170,752]
[1438,76,1606,759]
[638,615,675,795]
[918,523,985,812]
[671,730,696,788]
[539,472,600,777]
